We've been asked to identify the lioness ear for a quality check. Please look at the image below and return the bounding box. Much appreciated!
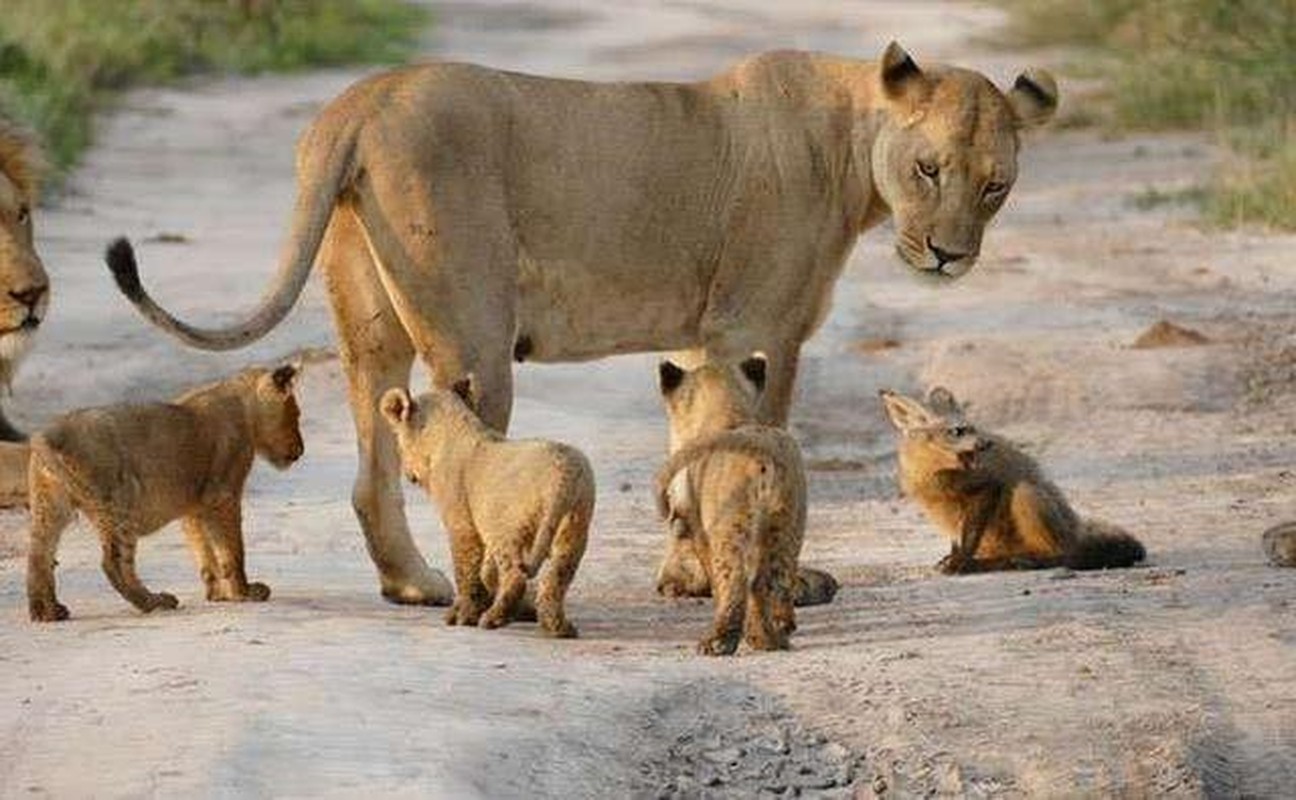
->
[879,389,932,432]
[659,361,685,395]
[925,386,962,416]
[271,363,299,393]
[879,41,929,104]
[1007,69,1059,128]
[739,355,767,394]
[450,374,478,411]
[380,387,414,426]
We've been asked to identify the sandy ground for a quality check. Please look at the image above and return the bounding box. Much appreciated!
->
[2,1,1295,797]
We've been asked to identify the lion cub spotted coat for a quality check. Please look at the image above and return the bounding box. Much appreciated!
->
[880,387,1145,573]
[656,357,806,656]
[381,381,593,638]
[27,365,304,622]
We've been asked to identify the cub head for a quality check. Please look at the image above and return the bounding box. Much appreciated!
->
[879,386,987,472]
[250,363,304,469]
[379,377,478,486]
[658,355,766,450]
[870,42,1058,280]
[0,121,49,378]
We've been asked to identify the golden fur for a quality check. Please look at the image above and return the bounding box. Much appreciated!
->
[26,365,303,621]
[880,387,1145,573]
[105,44,1057,605]
[381,381,593,637]
[657,357,806,655]
[0,119,51,440]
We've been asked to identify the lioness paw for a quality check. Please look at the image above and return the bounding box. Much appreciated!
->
[144,592,180,612]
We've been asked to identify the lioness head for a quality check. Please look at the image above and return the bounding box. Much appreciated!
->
[0,121,49,375]
[879,386,988,472]
[379,377,478,486]
[250,363,304,469]
[871,42,1058,280]
[658,355,766,450]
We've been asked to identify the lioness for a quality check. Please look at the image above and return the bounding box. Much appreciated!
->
[656,356,806,655]
[105,43,1058,606]
[380,381,592,637]
[26,364,303,621]
[0,120,51,441]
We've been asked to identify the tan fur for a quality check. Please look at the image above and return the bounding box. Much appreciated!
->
[107,45,1056,604]
[0,119,51,439]
[26,365,304,621]
[880,387,1145,573]
[657,358,807,655]
[380,383,593,637]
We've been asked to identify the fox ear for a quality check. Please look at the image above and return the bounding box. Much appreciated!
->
[659,361,685,395]
[879,389,932,432]
[925,386,962,416]
[739,355,767,394]
[380,387,414,427]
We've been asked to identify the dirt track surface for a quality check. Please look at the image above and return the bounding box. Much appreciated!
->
[2,1,1294,797]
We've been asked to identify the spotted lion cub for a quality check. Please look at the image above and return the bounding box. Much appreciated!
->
[380,379,593,638]
[26,364,304,622]
[655,356,806,656]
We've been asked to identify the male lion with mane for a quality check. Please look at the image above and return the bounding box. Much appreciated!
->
[104,43,1058,606]
[0,119,51,441]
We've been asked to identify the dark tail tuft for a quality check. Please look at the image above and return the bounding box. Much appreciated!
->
[1066,522,1146,570]
[105,237,144,302]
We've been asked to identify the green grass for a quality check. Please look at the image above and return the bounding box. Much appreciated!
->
[1000,0,1296,230]
[0,0,428,174]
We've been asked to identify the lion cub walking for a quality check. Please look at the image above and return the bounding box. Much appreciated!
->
[27,364,304,621]
[380,380,593,638]
[880,387,1145,573]
[656,356,806,656]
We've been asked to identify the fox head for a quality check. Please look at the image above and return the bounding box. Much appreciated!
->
[879,386,989,475]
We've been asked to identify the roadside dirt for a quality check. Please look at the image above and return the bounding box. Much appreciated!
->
[2,1,1293,797]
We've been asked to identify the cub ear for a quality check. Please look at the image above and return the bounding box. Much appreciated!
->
[271,362,299,393]
[879,41,929,104]
[379,387,415,427]
[878,389,932,432]
[1008,68,1059,128]
[659,361,685,395]
[925,386,962,416]
[450,374,478,411]
[739,355,767,394]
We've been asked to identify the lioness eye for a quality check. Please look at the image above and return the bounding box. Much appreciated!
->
[983,181,1007,197]
[917,160,939,180]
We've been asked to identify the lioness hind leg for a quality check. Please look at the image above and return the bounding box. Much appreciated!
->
[479,547,527,631]
[536,509,589,639]
[95,524,178,613]
[323,209,453,607]
[27,464,75,622]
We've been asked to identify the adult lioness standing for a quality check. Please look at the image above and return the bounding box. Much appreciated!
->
[105,43,1058,605]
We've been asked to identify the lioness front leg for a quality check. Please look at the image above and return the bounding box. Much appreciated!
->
[26,464,75,622]
[96,523,178,613]
[196,501,269,602]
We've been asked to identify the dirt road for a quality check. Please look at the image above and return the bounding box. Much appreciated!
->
[2,1,1294,797]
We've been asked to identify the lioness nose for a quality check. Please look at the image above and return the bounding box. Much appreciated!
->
[11,285,46,309]
[927,240,969,267]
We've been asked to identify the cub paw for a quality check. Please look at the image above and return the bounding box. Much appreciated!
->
[936,553,969,575]
[29,600,70,623]
[540,619,578,639]
[697,631,740,657]
[444,601,482,627]
[478,609,510,630]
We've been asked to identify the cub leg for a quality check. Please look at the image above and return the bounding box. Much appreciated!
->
[196,500,269,602]
[26,463,75,622]
[698,519,748,656]
[181,517,220,600]
[747,522,797,651]
[479,546,528,631]
[95,523,178,613]
[536,509,590,639]
[445,523,490,626]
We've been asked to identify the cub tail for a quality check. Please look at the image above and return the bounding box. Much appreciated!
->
[1066,519,1146,570]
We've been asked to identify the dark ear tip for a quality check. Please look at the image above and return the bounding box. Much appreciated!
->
[271,363,297,390]
[659,360,685,392]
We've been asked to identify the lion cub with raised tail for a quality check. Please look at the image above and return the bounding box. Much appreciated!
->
[880,387,1145,574]
[656,356,806,656]
[380,380,593,638]
[27,364,304,622]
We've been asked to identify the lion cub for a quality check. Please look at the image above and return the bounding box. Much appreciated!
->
[27,364,304,622]
[380,380,593,638]
[655,356,806,656]
[880,387,1145,573]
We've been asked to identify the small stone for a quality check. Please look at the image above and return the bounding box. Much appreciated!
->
[703,746,745,766]
[819,742,851,763]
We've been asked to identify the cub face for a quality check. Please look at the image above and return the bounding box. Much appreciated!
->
[252,363,304,470]
[657,355,767,449]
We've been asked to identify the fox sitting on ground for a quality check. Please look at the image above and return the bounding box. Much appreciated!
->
[879,387,1145,574]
